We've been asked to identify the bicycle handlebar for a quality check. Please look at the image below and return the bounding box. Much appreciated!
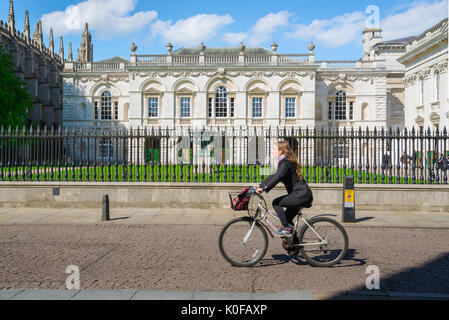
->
[249,186,264,200]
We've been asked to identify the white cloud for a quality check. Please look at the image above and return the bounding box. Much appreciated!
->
[381,0,448,40]
[247,11,292,45]
[222,11,292,45]
[286,11,366,48]
[41,0,157,40]
[151,14,234,46]
[286,0,448,48]
[222,32,248,45]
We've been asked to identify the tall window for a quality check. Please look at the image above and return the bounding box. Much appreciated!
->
[349,101,354,120]
[252,97,263,118]
[215,86,228,118]
[148,97,158,118]
[435,71,440,101]
[335,91,347,120]
[94,102,99,120]
[230,98,235,118]
[328,101,333,120]
[100,138,114,160]
[114,102,119,120]
[208,98,213,117]
[285,97,296,118]
[145,138,161,164]
[101,91,112,120]
[180,97,191,118]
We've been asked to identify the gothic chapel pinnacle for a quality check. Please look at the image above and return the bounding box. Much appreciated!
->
[77,23,93,63]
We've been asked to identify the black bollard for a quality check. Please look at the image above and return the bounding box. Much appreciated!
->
[342,176,355,223]
[102,194,110,221]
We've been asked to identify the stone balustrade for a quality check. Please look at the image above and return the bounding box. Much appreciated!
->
[63,53,385,72]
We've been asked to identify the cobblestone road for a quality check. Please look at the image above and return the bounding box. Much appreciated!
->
[0,224,448,297]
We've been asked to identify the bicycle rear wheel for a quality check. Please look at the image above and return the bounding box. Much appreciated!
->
[298,217,348,267]
[219,217,268,267]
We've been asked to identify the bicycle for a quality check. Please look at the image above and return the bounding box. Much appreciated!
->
[219,187,349,268]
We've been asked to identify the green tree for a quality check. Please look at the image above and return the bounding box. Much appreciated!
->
[0,45,33,130]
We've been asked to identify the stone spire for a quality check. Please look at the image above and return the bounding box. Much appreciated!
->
[39,20,43,46]
[68,42,73,62]
[59,36,64,62]
[32,21,39,42]
[8,0,15,32]
[32,20,43,48]
[77,22,93,63]
[24,10,30,43]
[49,28,54,55]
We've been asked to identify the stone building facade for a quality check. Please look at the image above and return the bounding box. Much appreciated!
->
[61,27,415,132]
[398,18,448,131]
[58,12,448,166]
[0,0,64,129]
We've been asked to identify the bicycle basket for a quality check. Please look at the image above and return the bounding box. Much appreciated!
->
[229,187,250,211]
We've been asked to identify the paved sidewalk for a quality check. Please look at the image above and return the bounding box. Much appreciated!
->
[0,207,448,228]
[1,289,314,300]
[2,289,448,300]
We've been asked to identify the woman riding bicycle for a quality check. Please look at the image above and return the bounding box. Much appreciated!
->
[255,140,313,237]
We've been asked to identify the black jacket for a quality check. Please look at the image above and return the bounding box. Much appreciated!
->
[260,158,310,194]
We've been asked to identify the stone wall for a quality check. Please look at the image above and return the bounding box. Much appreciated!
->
[0,182,448,213]
[0,12,64,129]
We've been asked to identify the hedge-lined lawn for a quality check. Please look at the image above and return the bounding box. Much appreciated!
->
[0,165,440,185]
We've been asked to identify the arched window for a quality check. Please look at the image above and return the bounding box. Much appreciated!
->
[101,91,112,120]
[215,86,228,118]
[335,91,346,120]
[435,71,440,101]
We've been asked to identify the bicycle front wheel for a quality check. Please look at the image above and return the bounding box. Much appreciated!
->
[219,217,268,267]
[298,217,348,267]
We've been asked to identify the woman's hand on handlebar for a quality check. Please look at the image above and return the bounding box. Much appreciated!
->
[254,186,264,195]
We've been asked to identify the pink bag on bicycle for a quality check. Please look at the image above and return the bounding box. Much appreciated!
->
[231,187,250,211]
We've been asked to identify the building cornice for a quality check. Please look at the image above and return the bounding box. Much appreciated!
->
[398,31,448,65]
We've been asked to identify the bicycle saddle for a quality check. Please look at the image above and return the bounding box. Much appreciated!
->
[297,203,312,215]
[302,203,313,209]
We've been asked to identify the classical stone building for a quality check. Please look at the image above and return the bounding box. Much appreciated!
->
[398,18,448,131]
[58,13,448,166]
[62,26,418,132]
[0,0,64,128]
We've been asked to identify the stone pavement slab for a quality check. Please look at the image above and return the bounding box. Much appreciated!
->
[133,291,195,300]
[0,289,315,300]
[10,290,80,300]
[252,290,315,300]
[0,207,448,228]
[71,290,136,300]
[192,291,253,300]
[1,289,448,300]
[0,290,24,300]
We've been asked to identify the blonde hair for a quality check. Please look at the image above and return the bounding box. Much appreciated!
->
[277,140,304,181]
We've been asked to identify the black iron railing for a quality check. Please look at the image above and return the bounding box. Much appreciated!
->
[0,126,447,184]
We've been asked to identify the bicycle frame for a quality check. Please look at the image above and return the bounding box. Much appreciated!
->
[250,193,327,247]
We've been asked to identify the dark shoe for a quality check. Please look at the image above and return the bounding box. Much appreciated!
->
[274,227,293,237]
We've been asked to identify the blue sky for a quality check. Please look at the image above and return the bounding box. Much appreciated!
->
[2,0,448,61]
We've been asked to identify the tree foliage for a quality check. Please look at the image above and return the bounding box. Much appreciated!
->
[0,45,33,130]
